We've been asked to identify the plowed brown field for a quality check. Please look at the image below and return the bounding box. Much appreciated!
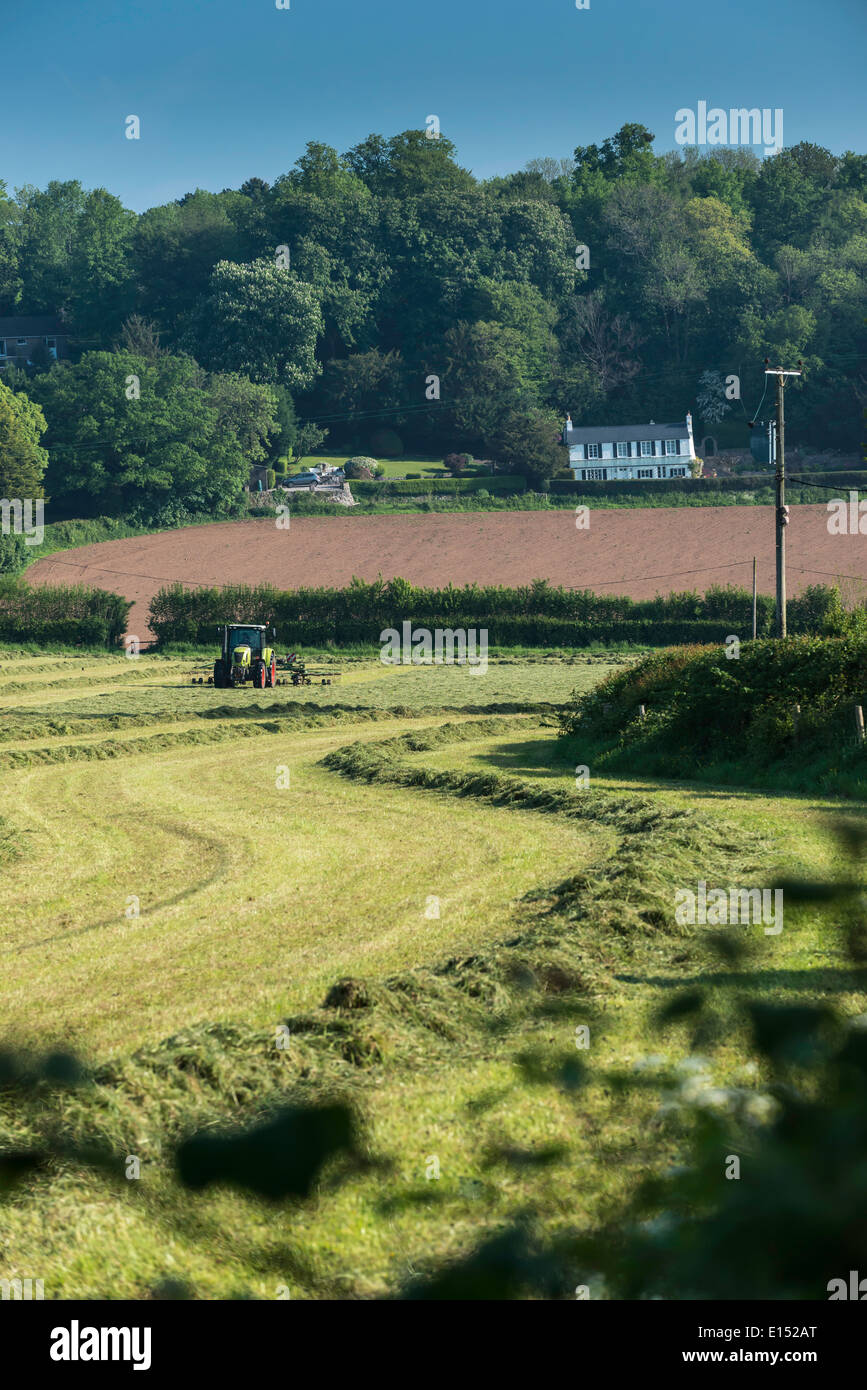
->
[27,504,867,635]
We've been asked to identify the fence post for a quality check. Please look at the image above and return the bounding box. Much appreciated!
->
[638,704,646,720]
[856,705,865,744]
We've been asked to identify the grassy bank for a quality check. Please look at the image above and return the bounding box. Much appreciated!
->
[559,637,867,799]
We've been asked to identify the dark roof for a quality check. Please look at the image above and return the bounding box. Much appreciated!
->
[0,316,68,336]
[564,421,690,443]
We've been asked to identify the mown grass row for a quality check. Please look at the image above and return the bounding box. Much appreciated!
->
[320,721,772,947]
[0,710,530,769]
[0,718,775,1298]
[0,701,553,752]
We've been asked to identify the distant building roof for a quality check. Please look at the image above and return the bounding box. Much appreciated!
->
[564,419,692,444]
[0,316,69,336]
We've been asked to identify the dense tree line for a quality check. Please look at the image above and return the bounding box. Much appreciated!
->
[0,124,865,517]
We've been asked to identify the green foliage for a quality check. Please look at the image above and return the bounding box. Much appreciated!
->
[343,456,382,479]
[32,351,277,515]
[182,257,323,389]
[1,124,865,473]
[559,628,867,794]
[147,576,849,649]
[0,577,131,646]
[0,378,49,499]
[265,384,298,464]
[493,408,564,484]
[350,474,524,496]
[0,531,27,574]
[369,427,403,457]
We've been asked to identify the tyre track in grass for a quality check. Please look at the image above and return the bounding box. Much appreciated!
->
[2,813,239,958]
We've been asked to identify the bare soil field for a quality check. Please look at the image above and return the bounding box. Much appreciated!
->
[27,505,867,635]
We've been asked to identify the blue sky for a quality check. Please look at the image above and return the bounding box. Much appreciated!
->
[3,0,865,211]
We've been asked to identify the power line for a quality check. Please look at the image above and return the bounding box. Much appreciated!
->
[35,551,759,593]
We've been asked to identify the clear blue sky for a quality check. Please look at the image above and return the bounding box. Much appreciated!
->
[4,0,865,211]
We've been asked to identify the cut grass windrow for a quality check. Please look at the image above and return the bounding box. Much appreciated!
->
[0,703,554,762]
[320,720,773,953]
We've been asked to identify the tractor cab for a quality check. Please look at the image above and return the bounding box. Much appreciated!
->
[213,623,278,690]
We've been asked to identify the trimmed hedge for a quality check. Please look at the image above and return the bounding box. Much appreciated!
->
[0,579,132,647]
[549,471,867,500]
[351,475,526,496]
[148,577,851,649]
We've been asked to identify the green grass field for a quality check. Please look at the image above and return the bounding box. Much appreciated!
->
[1,646,865,1299]
[292,453,450,479]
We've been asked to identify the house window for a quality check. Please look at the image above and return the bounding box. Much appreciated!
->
[616,442,628,458]
[586,443,600,459]
[584,467,606,481]
[637,468,654,479]
[16,338,27,348]
[665,440,677,456]
[44,337,57,358]
[640,440,652,457]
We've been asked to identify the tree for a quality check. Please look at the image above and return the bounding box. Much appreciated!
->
[343,130,475,198]
[564,290,643,394]
[133,190,255,338]
[493,408,564,485]
[573,123,656,184]
[32,351,277,516]
[184,258,323,389]
[0,178,22,313]
[116,315,163,360]
[524,157,575,184]
[443,319,536,451]
[312,349,408,438]
[696,370,733,426]
[15,181,134,337]
[266,384,299,463]
[283,143,369,201]
[292,420,329,462]
[0,378,49,499]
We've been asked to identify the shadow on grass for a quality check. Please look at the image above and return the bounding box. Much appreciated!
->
[616,965,867,992]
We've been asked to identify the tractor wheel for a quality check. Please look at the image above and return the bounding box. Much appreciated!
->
[269,656,277,688]
[254,661,266,689]
[213,660,226,688]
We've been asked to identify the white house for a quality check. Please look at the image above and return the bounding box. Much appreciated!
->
[562,414,697,481]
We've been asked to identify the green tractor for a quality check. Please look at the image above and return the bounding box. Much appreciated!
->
[213,624,278,690]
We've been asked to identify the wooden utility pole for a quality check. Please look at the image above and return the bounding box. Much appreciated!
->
[765,365,802,638]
